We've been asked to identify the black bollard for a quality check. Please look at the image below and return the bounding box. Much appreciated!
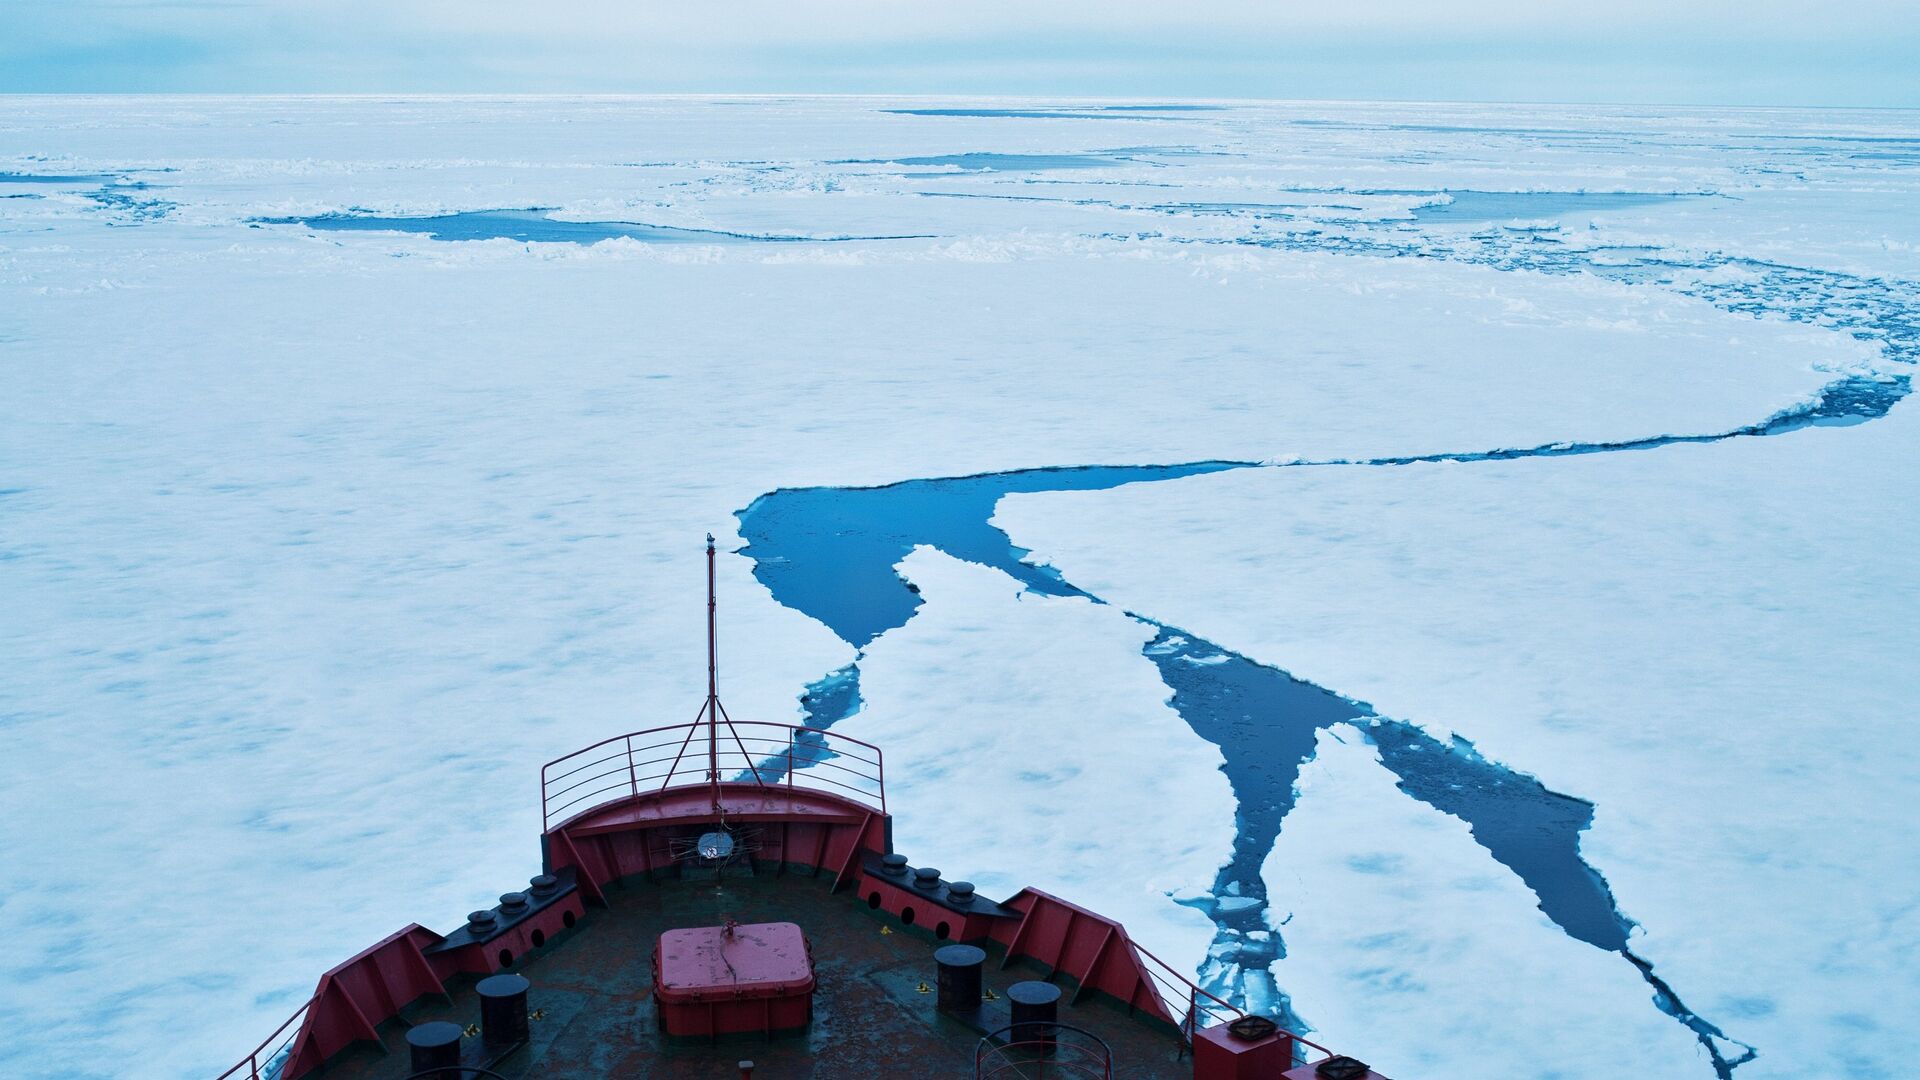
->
[477,972,531,1048]
[405,1020,463,1079]
[1008,980,1062,1050]
[934,943,986,1014]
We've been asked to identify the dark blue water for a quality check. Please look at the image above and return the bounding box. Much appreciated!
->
[737,462,1244,648]
[1137,627,1755,1073]
[0,172,175,221]
[1411,191,1686,224]
[732,443,1806,1073]
[1370,720,1751,1070]
[1139,623,1363,1015]
[0,172,116,184]
[256,209,929,245]
[800,664,863,728]
[1369,722,1628,949]
[742,664,863,788]
[1316,374,1908,470]
[737,461,1686,954]
[91,182,175,223]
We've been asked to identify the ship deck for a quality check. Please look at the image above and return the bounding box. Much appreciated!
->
[311,866,1195,1079]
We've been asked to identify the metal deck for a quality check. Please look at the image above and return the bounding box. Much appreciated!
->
[310,868,1194,1080]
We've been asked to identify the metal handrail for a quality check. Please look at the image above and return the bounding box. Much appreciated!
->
[212,996,308,1080]
[976,1023,1114,1080]
[1129,942,1334,1062]
[540,720,886,829]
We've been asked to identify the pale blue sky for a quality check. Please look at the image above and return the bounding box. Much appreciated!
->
[5,0,1917,107]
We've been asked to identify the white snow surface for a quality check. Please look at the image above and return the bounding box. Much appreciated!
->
[997,411,1920,1079]
[1264,727,1706,1078]
[0,95,1915,1078]
[835,548,1232,973]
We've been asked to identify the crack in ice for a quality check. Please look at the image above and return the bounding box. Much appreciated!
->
[724,174,1920,1080]
[730,368,1909,1076]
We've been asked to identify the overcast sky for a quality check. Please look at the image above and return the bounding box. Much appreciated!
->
[6,0,1917,107]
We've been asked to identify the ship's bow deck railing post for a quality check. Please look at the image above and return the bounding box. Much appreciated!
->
[539,721,888,829]
[625,734,639,800]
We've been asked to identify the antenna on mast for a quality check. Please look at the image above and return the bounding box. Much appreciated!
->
[705,533,721,812]
[693,532,767,817]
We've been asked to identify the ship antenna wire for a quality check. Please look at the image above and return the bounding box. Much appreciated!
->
[700,533,770,820]
[707,533,721,816]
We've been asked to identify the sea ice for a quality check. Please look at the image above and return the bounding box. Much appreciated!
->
[1266,727,1706,1076]
[997,406,1920,1079]
[1,95,1914,1079]
[831,547,1233,974]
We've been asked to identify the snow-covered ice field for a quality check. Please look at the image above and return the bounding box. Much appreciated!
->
[1,96,1915,1078]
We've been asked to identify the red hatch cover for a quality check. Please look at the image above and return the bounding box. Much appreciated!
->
[654,921,815,1004]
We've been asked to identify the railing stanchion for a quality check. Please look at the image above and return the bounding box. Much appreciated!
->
[626,734,638,798]
[535,721,887,832]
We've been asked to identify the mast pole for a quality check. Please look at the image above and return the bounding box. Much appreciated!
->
[706,533,720,814]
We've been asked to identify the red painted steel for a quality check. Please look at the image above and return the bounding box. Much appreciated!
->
[238,924,451,1080]
[1192,1019,1340,1079]
[559,785,869,836]
[218,780,891,1080]
[990,889,1189,1026]
[1193,1020,1295,1078]
[546,782,891,899]
[217,775,1345,1080]
[858,870,1004,943]
[653,921,816,1037]
[986,890,1340,1076]
[428,894,587,979]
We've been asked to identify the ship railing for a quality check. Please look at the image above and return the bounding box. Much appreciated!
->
[976,1023,1114,1079]
[1130,943,1336,1063]
[1131,942,1242,1039]
[213,996,306,1080]
[540,719,886,830]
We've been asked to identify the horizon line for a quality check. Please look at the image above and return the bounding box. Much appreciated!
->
[1,91,1917,113]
